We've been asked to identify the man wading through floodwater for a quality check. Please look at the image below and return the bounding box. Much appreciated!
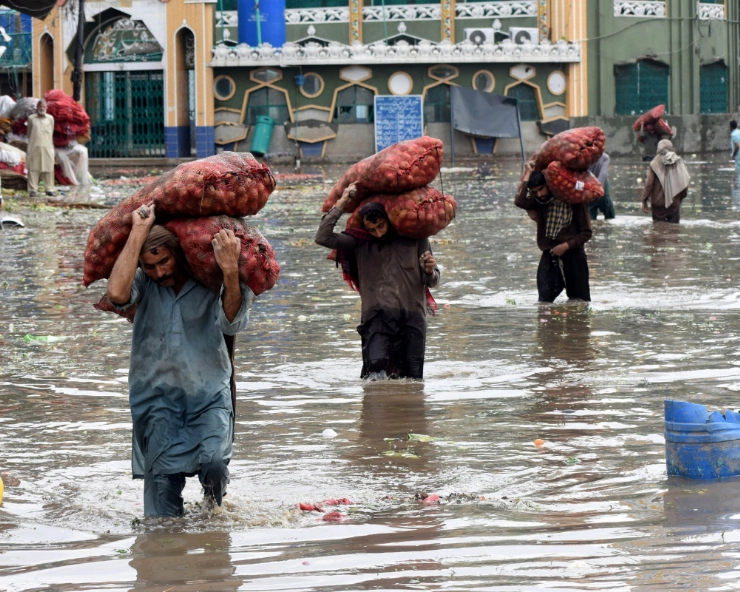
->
[106,203,254,517]
[515,163,593,303]
[315,184,440,380]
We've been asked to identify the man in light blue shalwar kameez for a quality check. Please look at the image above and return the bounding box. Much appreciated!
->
[731,120,740,179]
[107,202,254,517]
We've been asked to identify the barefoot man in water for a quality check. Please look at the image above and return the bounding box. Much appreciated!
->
[107,203,254,517]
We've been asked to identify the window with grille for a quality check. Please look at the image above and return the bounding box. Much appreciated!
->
[700,61,727,114]
[424,84,450,123]
[614,60,669,116]
[334,85,375,123]
[506,83,539,121]
[246,87,290,125]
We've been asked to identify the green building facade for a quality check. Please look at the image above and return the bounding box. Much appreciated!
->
[209,1,737,159]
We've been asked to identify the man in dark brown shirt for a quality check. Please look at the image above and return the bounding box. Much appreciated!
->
[315,185,440,380]
[514,164,593,303]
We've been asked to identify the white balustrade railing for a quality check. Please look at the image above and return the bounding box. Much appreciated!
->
[211,37,581,67]
[698,2,725,20]
[284,7,350,24]
[363,4,440,22]
[614,1,666,17]
[456,1,537,19]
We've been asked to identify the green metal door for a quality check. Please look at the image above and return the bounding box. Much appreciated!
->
[700,62,728,114]
[615,60,669,116]
[85,70,165,158]
[506,83,539,121]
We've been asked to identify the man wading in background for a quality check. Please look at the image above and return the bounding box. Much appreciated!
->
[26,99,55,197]
[315,184,440,380]
[731,120,740,183]
[106,203,253,517]
[515,163,593,303]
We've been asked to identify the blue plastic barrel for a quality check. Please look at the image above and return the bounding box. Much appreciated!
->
[665,399,740,479]
[250,115,275,157]
[238,0,286,48]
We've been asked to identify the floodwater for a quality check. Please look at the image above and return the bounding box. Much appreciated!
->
[3,154,740,590]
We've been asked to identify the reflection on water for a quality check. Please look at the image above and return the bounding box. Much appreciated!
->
[130,531,242,591]
[4,155,740,589]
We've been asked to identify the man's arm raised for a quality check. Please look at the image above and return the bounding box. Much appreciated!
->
[212,229,242,323]
[107,203,155,305]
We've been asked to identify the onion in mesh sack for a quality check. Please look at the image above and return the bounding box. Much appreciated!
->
[322,136,443,213]
[543,161,604,205]
[345,186,456,239]
[83,152,276,287]
[532,127,606,172]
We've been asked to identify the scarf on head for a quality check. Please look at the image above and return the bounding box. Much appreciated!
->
[545,198,573,240]
[140,225,192,277]
[327,212,437,315]
[650,139,690,208]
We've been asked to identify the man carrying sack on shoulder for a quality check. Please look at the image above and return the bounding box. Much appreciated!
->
[106,203,254,517]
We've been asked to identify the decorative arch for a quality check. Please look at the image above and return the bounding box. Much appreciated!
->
[503,80,545,121]
[329,80,378,124]
[173,25,195,155]
[39,32,54,95]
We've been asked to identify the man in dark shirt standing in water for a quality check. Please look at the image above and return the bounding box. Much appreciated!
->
[515,163,593,303]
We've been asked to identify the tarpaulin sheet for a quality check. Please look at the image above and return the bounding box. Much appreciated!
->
[1,0,57,19]
[450,86,521,138]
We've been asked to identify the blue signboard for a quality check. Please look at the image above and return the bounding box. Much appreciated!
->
[374,95,423,153]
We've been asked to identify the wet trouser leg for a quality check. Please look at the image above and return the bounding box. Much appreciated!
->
[402,322,426,379]
[199,457,229,506]
[537,252,565,303]
[363,330,392,376]
[562,246,591,301]
[143,472,186,517]
[537,247,590,303]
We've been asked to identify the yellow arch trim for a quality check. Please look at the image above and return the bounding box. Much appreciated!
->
[503,79,545,120]
[328,80,379,123]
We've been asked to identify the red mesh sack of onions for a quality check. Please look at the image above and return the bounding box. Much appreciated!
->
[633,104,666,131]
[544,161,604,205]
[83,152,275,286]
[345,187,456,239]
[163,216,279,295]
[93,216,280,321]
[322,136,443,213]
[44,89,91,148]
[653,118,672,136]
[532,127,605,171]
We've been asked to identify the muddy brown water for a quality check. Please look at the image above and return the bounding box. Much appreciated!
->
[3,156,740,590]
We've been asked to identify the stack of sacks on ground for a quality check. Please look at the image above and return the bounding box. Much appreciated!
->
[322,136,456,238]
[11,91,91,148]
[532,126,606,205]
[634,104,672,142]
[84,152,281,321]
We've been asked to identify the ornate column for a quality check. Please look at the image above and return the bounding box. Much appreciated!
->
[350,0,362,44]
[441,0,455,43]
[538,0,549,42]
[551,0,588,117]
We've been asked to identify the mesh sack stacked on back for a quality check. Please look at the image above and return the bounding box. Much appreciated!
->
[531,127,606,204]
[85,152,280,320]
[323,136,457,238]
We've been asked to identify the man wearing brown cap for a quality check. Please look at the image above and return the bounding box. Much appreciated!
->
[107,202,254,517]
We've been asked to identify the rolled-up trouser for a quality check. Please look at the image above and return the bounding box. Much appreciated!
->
[536,246,591,303]
[359,309,427,380]
[27,169,54,193]
[143,457,230,517]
